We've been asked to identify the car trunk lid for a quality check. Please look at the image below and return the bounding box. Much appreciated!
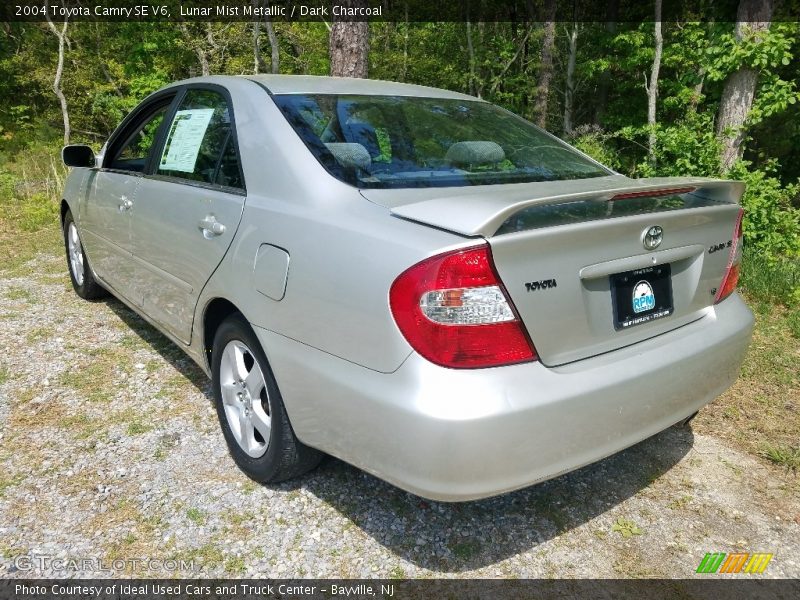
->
[365,176,745,366]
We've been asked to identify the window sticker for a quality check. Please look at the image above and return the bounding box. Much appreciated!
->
[159,108,214,172]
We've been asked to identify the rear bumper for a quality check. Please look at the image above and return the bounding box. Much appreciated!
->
[254,293,753,501]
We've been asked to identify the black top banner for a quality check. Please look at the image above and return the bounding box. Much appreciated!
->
[2,0,799,23]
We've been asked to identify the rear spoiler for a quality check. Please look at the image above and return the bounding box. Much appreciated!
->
[389,176,745,238]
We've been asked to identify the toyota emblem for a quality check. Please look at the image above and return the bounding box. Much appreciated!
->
[643,225,663,250]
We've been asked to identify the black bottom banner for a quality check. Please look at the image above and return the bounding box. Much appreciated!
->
[1,579,799,600]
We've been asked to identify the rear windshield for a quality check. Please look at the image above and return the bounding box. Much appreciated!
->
[272,94,611,189]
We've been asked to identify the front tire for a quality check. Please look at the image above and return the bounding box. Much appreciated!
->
[211,314,322,482]
[63,209,107,300]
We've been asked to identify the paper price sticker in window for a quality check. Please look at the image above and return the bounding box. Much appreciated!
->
[160,108,214,173]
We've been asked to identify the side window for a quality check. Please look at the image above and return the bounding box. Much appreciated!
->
[157,89,243,189]
[108,102,170,172]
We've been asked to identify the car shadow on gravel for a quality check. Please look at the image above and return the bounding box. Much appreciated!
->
[102,296,694,574]
[300,425,694,573]
[105,299,208,392]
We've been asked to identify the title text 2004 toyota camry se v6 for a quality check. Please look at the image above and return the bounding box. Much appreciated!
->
[59,75,753,501]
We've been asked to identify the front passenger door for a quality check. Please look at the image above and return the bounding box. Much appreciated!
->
[80,97,173,301]
[129,87,247,344]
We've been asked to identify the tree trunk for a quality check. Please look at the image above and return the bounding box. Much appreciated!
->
[265,18,279,73]
[646,0,663,163]
[716,0,774,171]
[563,23,578,136]
[690,67,706,110]
[400,4,409,82]
[466,18,478,97]
[253,11,263,73]
[329,0,369,78]
[179,23,211,76]
[533,0,556,128]
[197,48,210,76]
[44,15,70,145]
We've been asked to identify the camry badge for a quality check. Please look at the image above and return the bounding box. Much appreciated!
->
[632,281,656,313]
[643,225,663,250]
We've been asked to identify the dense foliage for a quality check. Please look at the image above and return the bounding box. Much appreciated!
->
[0,20,798,265]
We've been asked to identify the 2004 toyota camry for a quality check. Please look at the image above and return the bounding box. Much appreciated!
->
[59,75,753,501]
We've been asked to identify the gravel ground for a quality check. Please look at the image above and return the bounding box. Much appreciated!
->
[0,250,798,579]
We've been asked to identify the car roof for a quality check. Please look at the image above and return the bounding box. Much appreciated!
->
[166,74,480,101]
[246,74,479,100]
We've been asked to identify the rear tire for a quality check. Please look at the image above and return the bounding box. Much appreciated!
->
[211,314,322,482]
[63,209,107,300]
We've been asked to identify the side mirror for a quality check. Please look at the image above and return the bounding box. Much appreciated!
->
[62,145,96,168]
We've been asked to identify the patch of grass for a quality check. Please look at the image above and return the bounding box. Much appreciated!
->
[186,507,207,525]
[159,373,195,403]
[787,309,800,339]
[57,346,134,405]
[694,297,800,469]
[179,543,224,568]
[225,511,255,539]
[224,556,246,575]
[7,387,71,432]
[126,420,152,435]
[4,287,34,302]
[387,566,406,579]
[228,512,253,527]
[0,227,62,277]
[740,251,800,308]
[667,495,692,510]
[25,326,50,343]
[530,495,570,532]
[0,474,24,497]
[387,495,411,517]
[61,413,94,439]
[0,367,8,385]
[612,549,661,578]
[611,517,643,538]
[448,539,482,561]
[740,251,800,341]
[722,405,740,420]
[720,457,743,477]
[759,443,800,470]
[119,334,149,351]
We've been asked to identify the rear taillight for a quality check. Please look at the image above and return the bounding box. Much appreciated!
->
[714,208,744,304]
[389,244,537,369]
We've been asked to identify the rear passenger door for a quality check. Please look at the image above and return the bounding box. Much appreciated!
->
[129,86,246,344]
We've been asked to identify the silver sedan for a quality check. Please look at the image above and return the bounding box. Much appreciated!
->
[60,75,753,501]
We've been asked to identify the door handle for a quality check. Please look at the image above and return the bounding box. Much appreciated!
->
[118,197,133,212]
[199,215,226,237]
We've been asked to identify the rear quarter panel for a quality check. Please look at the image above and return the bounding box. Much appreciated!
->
[195,80,468,374]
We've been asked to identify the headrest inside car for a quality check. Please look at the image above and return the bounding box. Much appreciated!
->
[325,143,372,171]
[445,141,505,166]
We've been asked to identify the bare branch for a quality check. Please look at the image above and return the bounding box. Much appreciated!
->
[489,26,534,96]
